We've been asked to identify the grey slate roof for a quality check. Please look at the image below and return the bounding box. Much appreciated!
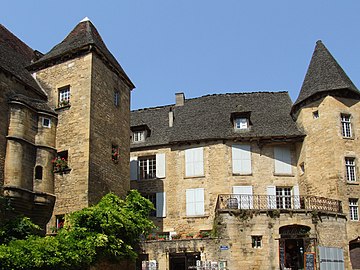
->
[28,19,134,89]
[292,40,360,115]
[9,94,56,115]
[0,25,45,97]
[131,92,304,148]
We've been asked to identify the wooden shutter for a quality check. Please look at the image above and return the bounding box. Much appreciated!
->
[232,144,252,174]
[274,147,292,174]
[293,185,300,209]
[186,188,204,216]
[195,188,205,215]
[186,189,195,216]
[156,192,166,217]
[233,186,253,209]
[130,157,138,180]
[156,153,166,178]
[267,186,276,209]
[185,147,204,177]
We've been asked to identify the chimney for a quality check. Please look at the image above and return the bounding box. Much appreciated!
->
[169,107,174,127]
[175,92,185,106]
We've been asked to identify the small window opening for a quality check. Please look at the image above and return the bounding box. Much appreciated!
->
[42,117,51,128]
[35,165,43,180]
[58,85,70,107]
[52,150,69,173]
[112,144,119,163]
[56,215,65,230]
[313,111,319,119]
[252,236,262,248]
[114,90,120,107]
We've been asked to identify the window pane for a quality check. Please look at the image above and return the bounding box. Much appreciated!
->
[341,114,352,138]
[139,156,156,180]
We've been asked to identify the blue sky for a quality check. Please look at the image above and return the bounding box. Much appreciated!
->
[2,1,360,110]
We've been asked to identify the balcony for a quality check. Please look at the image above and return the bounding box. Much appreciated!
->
[216,194,342,213]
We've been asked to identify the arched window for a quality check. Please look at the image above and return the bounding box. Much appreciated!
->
[35,165,43,180]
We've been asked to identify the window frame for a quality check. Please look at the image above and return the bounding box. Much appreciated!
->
[138,156,156,180]
[349,199,359,221]
[252,235,262,248]
[42,117,51,128]
[56,215,65,230]
[143,194,157,217]
[58,85,71,107]
[114,90,120,107]
[341,114,352,138]
[276,187,292,209]
[132,130,145,143]
[345,157,357,182]
[234,117,249,130]
[34,165,43,180]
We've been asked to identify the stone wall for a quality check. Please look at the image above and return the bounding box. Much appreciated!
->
[296,95,360,251]
[88,54,131,204]
[131,140,299,235]
[35,54,93,229]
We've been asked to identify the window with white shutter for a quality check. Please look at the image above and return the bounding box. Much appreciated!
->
[232,186,253,209]
[186,188,205,216]
[274,146,292,174]
[130,157,138,180]
[185,147,204,177]
[156,153,166,178]
[156,192,166,218]
[267,186,277,209]
[232,144,252,174]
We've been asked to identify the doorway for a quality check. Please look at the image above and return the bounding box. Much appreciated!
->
[169,252,200,270]
[284,239,304,270]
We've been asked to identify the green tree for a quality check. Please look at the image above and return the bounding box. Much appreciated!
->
[0,190,155,270]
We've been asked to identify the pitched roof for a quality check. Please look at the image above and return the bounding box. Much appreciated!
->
[0,25,45,97]
[28,18,134,89]
[9,94,56,115]
[292,40,360,115]
[131,92,304,148]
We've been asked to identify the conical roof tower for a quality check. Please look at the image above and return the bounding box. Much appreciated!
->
[291,40,360,117]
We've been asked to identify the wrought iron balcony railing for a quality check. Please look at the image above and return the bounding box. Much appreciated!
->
[216,194,342,213]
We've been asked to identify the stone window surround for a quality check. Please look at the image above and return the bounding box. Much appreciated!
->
[341,113,352,138]
[349,199,359,221]
[345,157,357,182]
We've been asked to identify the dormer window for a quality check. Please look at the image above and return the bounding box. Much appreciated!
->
[131,125,151,143]
[231,112,251,131]
[133,131,145,142]
[235,118,248,130]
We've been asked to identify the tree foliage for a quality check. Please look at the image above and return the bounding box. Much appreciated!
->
[0,190,155,270]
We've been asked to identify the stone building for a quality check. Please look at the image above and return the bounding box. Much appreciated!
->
[0,18,134,232]
[130,41,360,269]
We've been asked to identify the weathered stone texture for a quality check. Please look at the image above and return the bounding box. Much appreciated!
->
[88,54,130,204]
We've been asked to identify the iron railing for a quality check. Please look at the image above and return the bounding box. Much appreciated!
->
[216,194,342,213]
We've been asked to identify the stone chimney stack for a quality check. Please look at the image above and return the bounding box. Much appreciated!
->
[175,92,185,106]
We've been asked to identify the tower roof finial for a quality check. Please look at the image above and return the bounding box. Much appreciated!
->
[80,17,90,23]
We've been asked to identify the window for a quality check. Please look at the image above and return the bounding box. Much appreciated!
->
[133,130,145,142]
[52,150,69,173]
[139,156,156,180]
[112,144,119,163]
[232,186,253,209]
[58,85,70,107]
[34,166,43,180]
[114,90,120,107]
[346,158,356,182]
[234,117,248,130]
[274,146,292,174]
[42,117,51,128]
[232,144,252,174]
[349,199,359,221]
[252,236,262,248]
[144,194,157,217]
[313,111,319,119]
[276,187,292,209]
[341,114,352,138]
[267,186,300,210]
[186,188,205,216]
[56,215,65,230]
[185,147,204,177]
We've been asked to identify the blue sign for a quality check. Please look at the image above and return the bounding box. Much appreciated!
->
[220,245,229,251]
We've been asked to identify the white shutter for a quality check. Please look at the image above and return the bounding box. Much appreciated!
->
[195,188,205,215]
[185,147,204,177]
[274,147,292,174]
[232,145,251,174]
[233,186,253,209]
[186,189,195,216]
[130,157,138,180]
[156,192,166,217]
[293,185,300,209]
[156,153,166,178]
[267,186,277,209]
